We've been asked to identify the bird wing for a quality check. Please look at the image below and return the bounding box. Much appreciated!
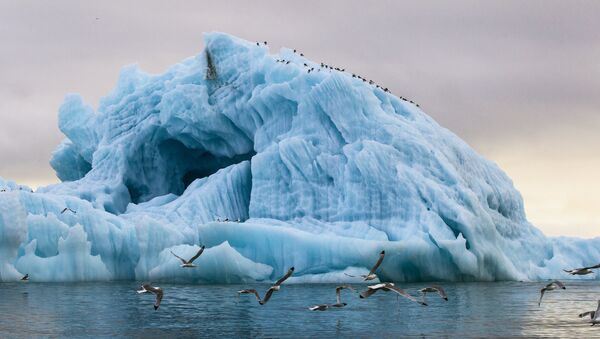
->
[552,281,566,289]
[359,287,380,299]
[538,288,546,306]
[260,287,275,305]
[386,285,427,306]
[583,263,600,270]
[188,246,205,263]
[273,267,294,286]
[336,287,342,304]
[595,303,600,321]
[433,286,447,299]
[154,289,163,309]
[343,273,357,278]
[367,251,385,276]
[60,208,68,214]
[238,289,262,302]
[143,284,161,294]
[170,251,188,264]
[580,311,595,319]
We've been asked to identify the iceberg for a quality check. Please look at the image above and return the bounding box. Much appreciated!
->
[1,32,598,283]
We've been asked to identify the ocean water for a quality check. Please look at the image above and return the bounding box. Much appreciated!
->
[1,280,599,338]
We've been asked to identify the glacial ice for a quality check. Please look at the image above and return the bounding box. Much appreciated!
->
[1,32,599,283]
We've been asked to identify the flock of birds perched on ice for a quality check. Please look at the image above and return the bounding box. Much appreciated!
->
[255,40,421,108]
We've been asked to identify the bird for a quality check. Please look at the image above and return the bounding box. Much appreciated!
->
[238,267,295,305]
[0,189,6,192]
[344,250,385,281]
[60,207,76,214]
[256,42,260,46]
[20,274,29,282]
[420,286,448,302]
[579,300,600,325]
[137,284,163,310]
[538,280,566,306]
[359,283,427,306]
[286,61,290,64]
[293,49,297,53]
[170,246,205,268]
[563,263,600,275]
[263,41,267,45]
[309,285,356,311]
[300,53,304,56]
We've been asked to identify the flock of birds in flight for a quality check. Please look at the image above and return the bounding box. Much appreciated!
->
[255,41,421,108]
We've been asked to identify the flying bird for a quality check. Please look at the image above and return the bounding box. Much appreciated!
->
[238,267,294,305]
[309,285,355,311]
[538,280,566,306]
[420,286,448,302]
[60,207,76,214]
[579,300,600,326]
[137,284,163,310]
[20,274,29,282]
[563,263,600,275]
[170,246,205,267]
[359,283,427,306]
[344,250,385,281]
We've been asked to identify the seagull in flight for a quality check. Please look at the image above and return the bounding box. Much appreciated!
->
[137,284,163,310]
[238,267,294,305]
[170,246,205,268]
[420,286,448,302]
[563,263,600,275]
[359,283,427,306]
[579,300,600,326]
[345,250,385,281]
[60,207,76,214]
[309,285,355,311]
[538,280,565,306]
[20,274,29,282]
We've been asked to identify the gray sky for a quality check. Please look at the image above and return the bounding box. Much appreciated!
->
[1,1,599,237]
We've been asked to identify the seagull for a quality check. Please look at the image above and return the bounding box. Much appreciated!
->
[563,264,600,275]
[344,250,385,281]
[309,285,356,311]
[60,207,76,214]
[359,283,427,306]
[300,53,304,56]
[420,286,448,302]
[137,284,163,310]
[538,280,566,306]
[20,274,29,282]
[256,42,260,46]
[263,41,267,45]
[579,300,600,325]
[238,267,294,305]
[170,246,205,268]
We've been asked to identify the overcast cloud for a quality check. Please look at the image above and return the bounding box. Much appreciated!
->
[1,1,599,236]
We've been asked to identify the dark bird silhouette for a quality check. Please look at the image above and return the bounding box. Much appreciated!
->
[21,274,29,281]
[61,207,76,214]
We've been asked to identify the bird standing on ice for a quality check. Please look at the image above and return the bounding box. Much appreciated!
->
[170,246,205,268]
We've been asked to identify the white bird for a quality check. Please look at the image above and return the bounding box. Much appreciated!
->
[579,300,600,326]
[538,280,566,306]
[359,283,427,306]
[238,267,294,305]
[60,207,76,214]
[170,246,205,268]
[563,263,600,275]
[137,284,163,310]
[420,286,448,302]
[309,285,355,311]
[345,250,385,281]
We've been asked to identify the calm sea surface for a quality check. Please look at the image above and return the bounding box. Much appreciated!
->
[1,280,599,338]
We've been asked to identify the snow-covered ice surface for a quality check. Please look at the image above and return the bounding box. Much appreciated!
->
[1,32,599,282]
